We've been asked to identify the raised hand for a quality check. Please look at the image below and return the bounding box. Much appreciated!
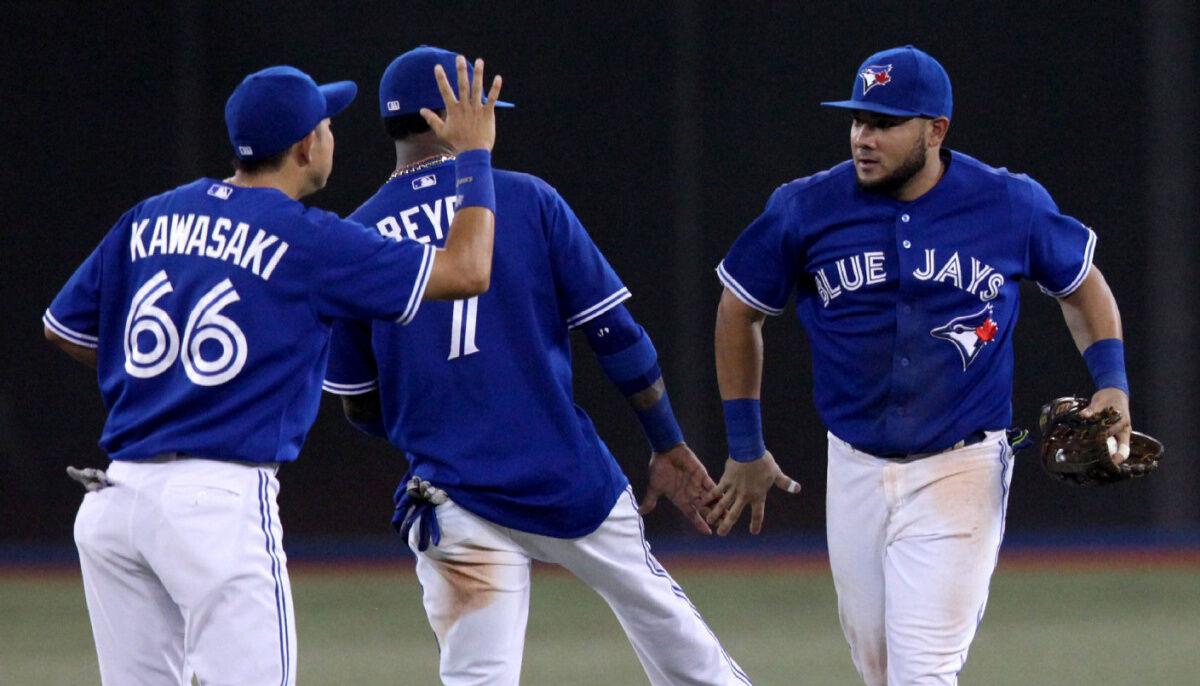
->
[420,55,503,153]
[705,451,801,536]
[638,444,720,535]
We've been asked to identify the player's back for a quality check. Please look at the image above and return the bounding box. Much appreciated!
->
[329,162,629,538]
[48,178,433,464]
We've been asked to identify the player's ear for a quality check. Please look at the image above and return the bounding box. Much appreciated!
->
[294,130,318,166]
[927,117,950,147]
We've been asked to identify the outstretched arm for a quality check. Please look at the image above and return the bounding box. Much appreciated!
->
[706,289,800,536]
[1057,265,1132,461]
[582,304,717,534]
[421,56,504,300]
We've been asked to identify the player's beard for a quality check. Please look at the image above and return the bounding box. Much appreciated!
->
[856,132,928,197]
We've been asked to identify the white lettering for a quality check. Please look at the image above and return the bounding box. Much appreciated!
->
[980,273,1005,301]
[421,200,445,240]
[169,214,195,254]
[260,242,289,281]
[239,229,279,275]
[148,216,169,257]
[220,222,250,264]
[836,255,865,291]
[967,257,995,294]
[817,268,841,305]
[399,207,427,243]
[864,251,887,285]
[376,217,402,240]
[913,248,936,280]
[185,215,210,256]
[130,218,150,261]
[206,218,231,258]
[933,251,963,289]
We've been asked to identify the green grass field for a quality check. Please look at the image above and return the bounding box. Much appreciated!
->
[2,559,1197,684]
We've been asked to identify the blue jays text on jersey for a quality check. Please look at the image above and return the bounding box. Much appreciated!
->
[718,150,1095,456]
[323,162,631,539]
[45,178,435,464]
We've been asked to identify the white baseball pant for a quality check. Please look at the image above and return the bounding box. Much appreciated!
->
[825,431,1013,686]
[73,457,296,686]
[409,487,751,685]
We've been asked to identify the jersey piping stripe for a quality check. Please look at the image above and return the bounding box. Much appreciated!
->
[397,245,436,326]
[1039,227,1096,298]
[959,439,1011,676]
[321,379,379,395]
[716,262,784,316]
[565,287,632,329]
[626,488,754,685]
[42,310,100,348]
[257,472,291,686]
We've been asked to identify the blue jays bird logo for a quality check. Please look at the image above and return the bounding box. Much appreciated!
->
[859,65,893,95]
[930,304,999,371]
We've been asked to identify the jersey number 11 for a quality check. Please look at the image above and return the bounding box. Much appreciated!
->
[448,296,480,360]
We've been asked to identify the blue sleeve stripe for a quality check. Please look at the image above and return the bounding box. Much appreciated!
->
[397,245,436,325]
[43,310,99,348]
[566,287,632,329]
[716,261,784,316]
[1039,227,1096,298]
[322,379,378,395]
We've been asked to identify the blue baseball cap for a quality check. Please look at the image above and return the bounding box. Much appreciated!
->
[225,65,358,160]
[821,45,952,119]
[379,45,514,117]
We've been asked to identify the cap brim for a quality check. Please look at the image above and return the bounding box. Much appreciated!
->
[820,100,924,117]
[320,81,358,119]
[488,99,515,108]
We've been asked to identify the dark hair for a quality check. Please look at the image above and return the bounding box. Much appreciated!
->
[383,112,436,141]
[232,148,288,174]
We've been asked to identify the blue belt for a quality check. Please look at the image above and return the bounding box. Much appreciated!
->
[866,429,991,461]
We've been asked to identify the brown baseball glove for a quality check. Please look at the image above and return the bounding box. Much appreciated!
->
[1038,396,1163,486]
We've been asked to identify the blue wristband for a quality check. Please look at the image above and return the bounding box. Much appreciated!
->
[723,399,766,462]
[636,390,685,453]
[455,149,495,212]
[1082,338,1130,396]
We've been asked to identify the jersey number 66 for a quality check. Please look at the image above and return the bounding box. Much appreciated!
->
[123,269,248,386]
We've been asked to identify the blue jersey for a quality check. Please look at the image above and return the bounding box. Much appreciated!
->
[45,178,435,463]
[718,151,1095,455]
[324,163,630,538]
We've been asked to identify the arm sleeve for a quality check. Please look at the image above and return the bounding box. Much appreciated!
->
[716,185,800,315]
[1022,179,1096,298]
[582,303,660,395]
[308,215,436,324]
[323,318,378,395]
[543,188,631,329]
[44,242,105,348]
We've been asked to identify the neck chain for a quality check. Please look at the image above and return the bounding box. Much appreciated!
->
[389,153,455,180]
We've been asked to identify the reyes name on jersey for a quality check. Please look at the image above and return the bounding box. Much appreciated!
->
[324,163,630,538]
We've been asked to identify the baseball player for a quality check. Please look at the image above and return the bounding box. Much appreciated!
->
[42,57,501,685]
[708,45,1134,685]
[322,45,749,686]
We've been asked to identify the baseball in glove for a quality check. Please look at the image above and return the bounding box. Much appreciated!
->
[1038,396,1164,485]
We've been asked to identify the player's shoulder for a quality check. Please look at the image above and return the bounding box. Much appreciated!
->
[494,167,558,201]
[767,159,857,210]
[949,150,1046,196]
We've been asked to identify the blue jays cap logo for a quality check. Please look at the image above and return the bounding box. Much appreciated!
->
[930,304,999,371]
[859,65,893,95]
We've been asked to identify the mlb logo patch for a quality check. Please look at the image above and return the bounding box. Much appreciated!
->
[207,184,233,200]
[386,100,401,112]
[237,145,254,156]
[859,64,893,95]
[412,174,437,190]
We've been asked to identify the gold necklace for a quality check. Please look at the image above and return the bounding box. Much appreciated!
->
[388,154,455,181]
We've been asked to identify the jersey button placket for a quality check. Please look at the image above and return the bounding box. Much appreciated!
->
[889,209,920,447]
